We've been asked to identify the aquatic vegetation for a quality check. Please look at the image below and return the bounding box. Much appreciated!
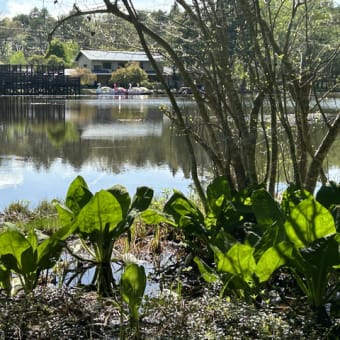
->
[0,177,339,337]
[0,226,71,295]
[120,263,146,338]
[55,175,153,296]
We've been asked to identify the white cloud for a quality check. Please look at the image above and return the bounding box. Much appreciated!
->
[0,173,23,189]
[6,1,40,17]
[0,158,24,189]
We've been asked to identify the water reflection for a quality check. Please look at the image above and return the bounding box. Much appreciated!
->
[0,96,208,210]
[0,96,339,210]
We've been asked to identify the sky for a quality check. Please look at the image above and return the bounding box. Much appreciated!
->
[0,0,172,18]
[0,0,339,18]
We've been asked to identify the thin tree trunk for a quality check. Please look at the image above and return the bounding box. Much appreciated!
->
[305,114,340,193]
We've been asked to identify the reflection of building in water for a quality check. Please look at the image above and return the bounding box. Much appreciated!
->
[0,96,66,122]
[65,97,165,122]
[81,121,163,140]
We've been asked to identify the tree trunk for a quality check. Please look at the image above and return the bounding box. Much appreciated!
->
[305,114,340,193]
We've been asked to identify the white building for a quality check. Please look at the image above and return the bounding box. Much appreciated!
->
[75,49,164,84]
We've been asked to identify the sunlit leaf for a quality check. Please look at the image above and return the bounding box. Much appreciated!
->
[65,175,93,215]
[194,256,219,283]
[212,243,256,285]
[255,241,293,282]
[120,263,146,320]
[284,197,336,248]
[76,190,123,234]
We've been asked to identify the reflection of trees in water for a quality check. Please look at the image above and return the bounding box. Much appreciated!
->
[0,97,210,175]
[1,97,338,181]
[253,117,340,184]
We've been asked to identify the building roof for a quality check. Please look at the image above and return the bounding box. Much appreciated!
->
[75,50,163,62]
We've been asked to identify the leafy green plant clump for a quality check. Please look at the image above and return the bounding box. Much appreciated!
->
[120,263,146,338]
[55,175,153,296]
[160,177,340,322]
[0,226,71,295]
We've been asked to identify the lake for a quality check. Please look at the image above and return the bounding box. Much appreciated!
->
[0,95,210,211]
[0,95,339,211]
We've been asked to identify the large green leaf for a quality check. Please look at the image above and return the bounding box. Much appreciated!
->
[194,256,219,283]
[54,203,75,227]
[253,223,286,261]
[107,185,131,219]
[292,235,340,271]
[140,209,171,225]
[316,181,340,209]
[205,177,241,233]
[281,186,312,215]
[37,235,65,270]
[130,186,154,213]
[206,176,232,215]
[27,228,38,252]
[284,196,336,248]
[0,254,20,273]
[20,247,37,274]
[65,175,93,215]
[251,189,284,229]
[0,230,32,272]
[212,243,256,285]
[164,191,204,225]
[287,235,340,307]
[76,190,123,234]
[120,263,146,319]
[255,241,293,282]
[164,191,207,238]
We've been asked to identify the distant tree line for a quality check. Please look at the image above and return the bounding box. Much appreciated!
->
[0,6,160,67]
[1,3,339,81]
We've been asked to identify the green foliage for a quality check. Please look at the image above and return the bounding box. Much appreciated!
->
[282,194,339,308]
[163,177,274,256]
[316,181,340,209]
[166,177,340,310]
[288,235,340,308]
[70,67,97,86]
[46,54,65,67]
[316,182,340,229]
[212,243,257,294]
[0,227,71,295]
[163,189,207,244]
[16,52,65,67]
[46,38,78,66]
[110,62,149,87]
[46,39,67,60]
[195,240,292,298]
[55,176,153,296]
[27,54,46,65]
[120,263,146,323]
[284,196,336,248]
[9,51,26,65]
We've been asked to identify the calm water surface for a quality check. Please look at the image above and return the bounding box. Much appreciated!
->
[0,95,339,211]
[0,95,208,210]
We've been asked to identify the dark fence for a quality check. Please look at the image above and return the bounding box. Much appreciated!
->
[0,64,80,95]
